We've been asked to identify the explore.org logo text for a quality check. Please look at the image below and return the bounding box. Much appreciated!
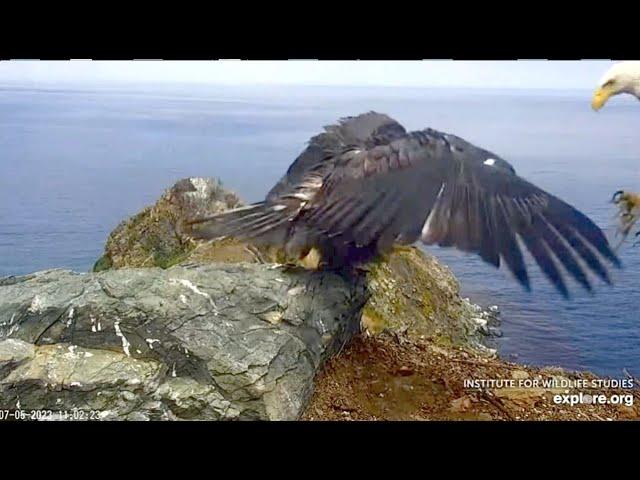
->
[463,377,635,407]
[552,392,634,407]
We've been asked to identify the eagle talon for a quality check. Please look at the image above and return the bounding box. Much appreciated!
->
[612,190,640,246]
[270,262,302,272]
[617,209,634,223]
[612,190,625,204]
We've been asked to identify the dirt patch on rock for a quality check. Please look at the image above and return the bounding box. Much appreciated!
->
[303,333,640,421]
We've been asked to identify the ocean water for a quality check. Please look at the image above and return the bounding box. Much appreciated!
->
[1,83,639,377]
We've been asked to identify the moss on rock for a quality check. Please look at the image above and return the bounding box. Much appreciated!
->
[93,178,249,271]
[361,245,481,349]
[92,254,113,273]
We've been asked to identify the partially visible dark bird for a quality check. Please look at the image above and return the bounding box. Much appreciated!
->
[188,112,620,298]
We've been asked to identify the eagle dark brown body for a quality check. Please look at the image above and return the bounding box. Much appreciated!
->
[188,112,620,298]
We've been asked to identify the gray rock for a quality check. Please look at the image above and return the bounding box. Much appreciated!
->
[487,327,503,338]
[0,264,365,420]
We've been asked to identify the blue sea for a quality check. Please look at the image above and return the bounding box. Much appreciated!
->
[1,83,639,377]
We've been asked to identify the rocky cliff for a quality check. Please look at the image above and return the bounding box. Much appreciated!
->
[0,177,517,421]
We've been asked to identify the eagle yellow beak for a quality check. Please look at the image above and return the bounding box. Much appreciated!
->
[592,85,615,111]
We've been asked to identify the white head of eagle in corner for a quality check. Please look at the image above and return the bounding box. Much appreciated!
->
[592,61,640,111]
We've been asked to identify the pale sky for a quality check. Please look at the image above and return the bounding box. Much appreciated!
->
[0,60,620,90]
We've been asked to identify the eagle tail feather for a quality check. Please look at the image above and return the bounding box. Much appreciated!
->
[186,202,295,245]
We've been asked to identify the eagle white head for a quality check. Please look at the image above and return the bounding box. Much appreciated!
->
[592,61,640,111]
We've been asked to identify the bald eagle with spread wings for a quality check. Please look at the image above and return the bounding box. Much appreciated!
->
[188,112,620,298]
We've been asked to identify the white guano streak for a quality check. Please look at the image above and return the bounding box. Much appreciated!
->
[114,319,131,357]
[421,183,446,240]
[28,295,44,314]
[170,278,218,313]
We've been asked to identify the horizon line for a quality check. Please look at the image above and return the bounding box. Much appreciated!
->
[0,80,596,92]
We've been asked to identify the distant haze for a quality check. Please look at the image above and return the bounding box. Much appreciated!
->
[0,60,621,90]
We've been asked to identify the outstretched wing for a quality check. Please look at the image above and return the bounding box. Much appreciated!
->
[266,111,407,202]
[302,129,620,298]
